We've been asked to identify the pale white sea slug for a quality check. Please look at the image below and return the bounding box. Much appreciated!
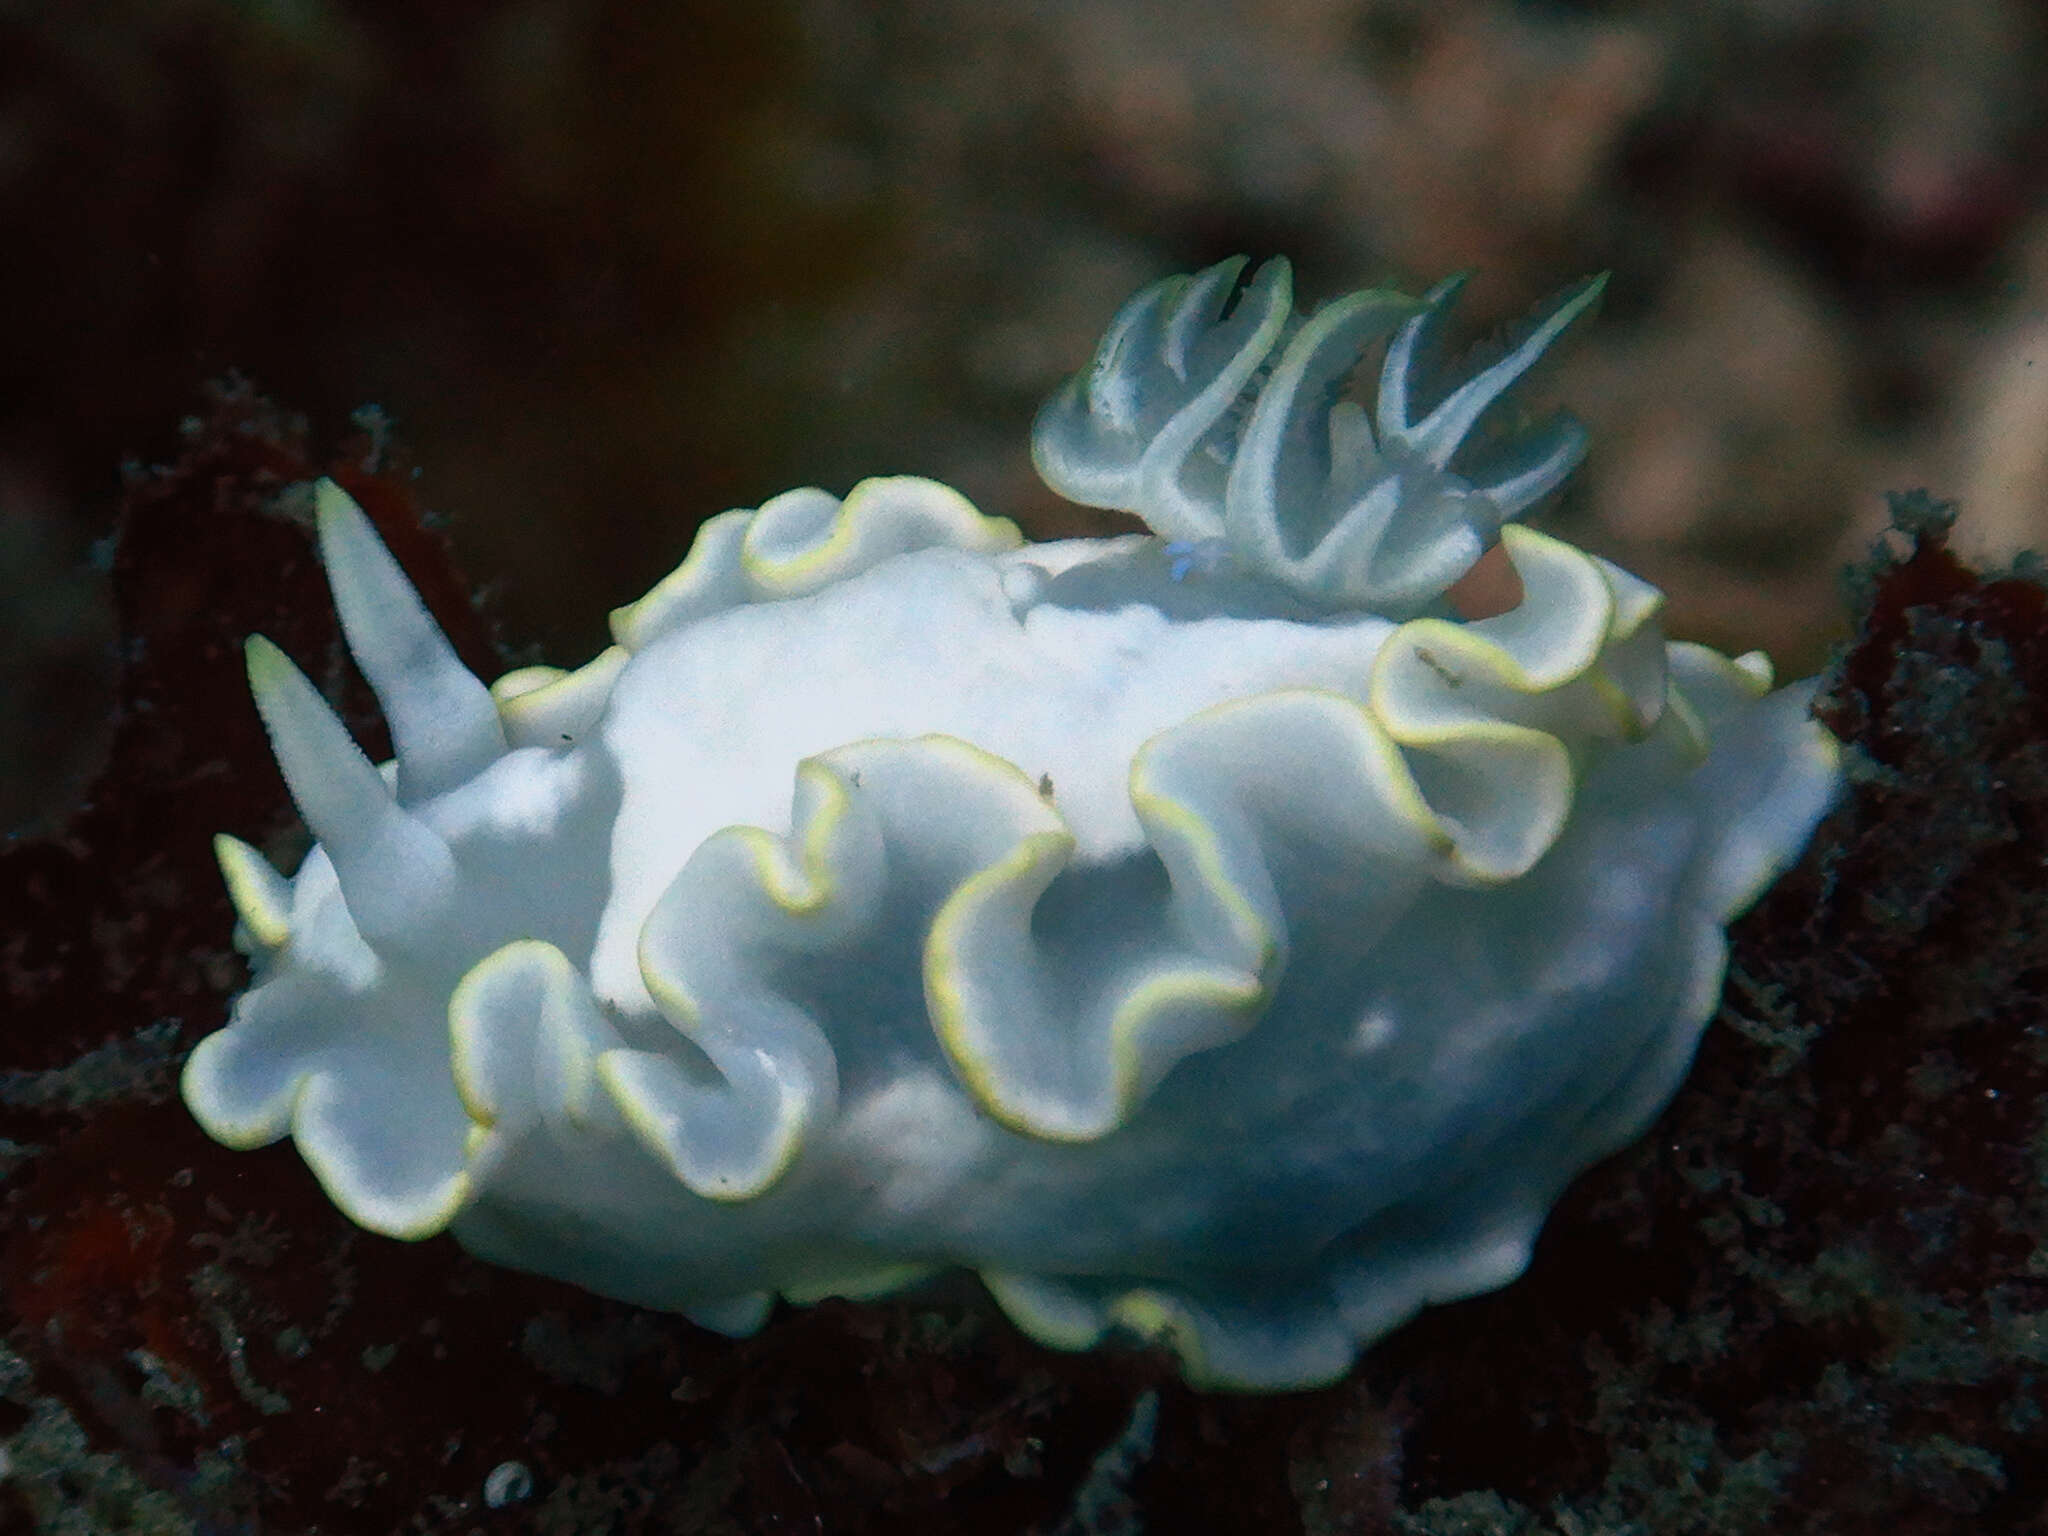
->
[183,258,1840,1390]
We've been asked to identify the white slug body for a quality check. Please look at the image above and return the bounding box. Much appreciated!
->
[184,259,1839,1389]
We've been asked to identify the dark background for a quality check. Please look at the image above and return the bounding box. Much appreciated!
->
[5,0,2046,829]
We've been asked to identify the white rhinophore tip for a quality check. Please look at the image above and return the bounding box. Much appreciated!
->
[314,479,506,804]
[244,634,456,946]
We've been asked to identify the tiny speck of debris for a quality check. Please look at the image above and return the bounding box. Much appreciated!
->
[1417,647,1463,688]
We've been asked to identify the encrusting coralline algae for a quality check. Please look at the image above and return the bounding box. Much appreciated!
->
[182,258,1838,1389]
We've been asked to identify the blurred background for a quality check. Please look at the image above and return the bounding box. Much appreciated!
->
[4,0,2046,831]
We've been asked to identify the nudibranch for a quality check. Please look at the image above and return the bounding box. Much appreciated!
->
[184,258,1839,1390]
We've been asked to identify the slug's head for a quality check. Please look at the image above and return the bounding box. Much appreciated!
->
[193,482,621,1237]
[1031,257,1605,616]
